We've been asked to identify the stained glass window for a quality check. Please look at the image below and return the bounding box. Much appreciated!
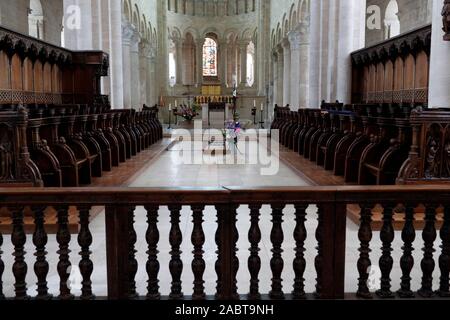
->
[203,38,217,77]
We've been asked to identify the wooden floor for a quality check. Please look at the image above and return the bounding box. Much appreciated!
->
[278,146,443,231]
[0,139,176,234]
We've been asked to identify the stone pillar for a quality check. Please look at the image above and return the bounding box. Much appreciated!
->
[335,0,355,104]
[195,40,204,87]
[282,38,291,106]
[100,0,111,98]
[308,0,321,108]
[238,41,249,88]
[175,39,183,86]
[428,0,450,108]
[148,46,157,105]
[139,41,151,106]
[276,45,284,106]
[219,40,228,90]
[288,31,301,110]
[289,23,310,110]
[130,34,141,109]
[122,22,136,109]
[108,0,123,109]
[272,50,279,108]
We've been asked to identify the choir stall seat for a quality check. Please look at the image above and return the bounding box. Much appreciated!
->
[86,114,113,172]
[304,110,321,160]
[322,111,348,171]
[26,118,62,187]
[111,112,128,162]
[99,113,120,167]
[292,110,305,153]
[73,114,103,177]
[297,110,314,156]
[334,113,361,176]
[359,116,411,185]
[60,114,102,179]
[315,112,334,166]
[39,116,90,187]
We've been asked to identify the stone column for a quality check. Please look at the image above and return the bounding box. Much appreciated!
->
[148,46,157,105]
[139,41,151,106]
[276,45,284,106]
[308,0,321,108]
[195,40,204,87]
[428,0,450,108]
[218,40,228,91]
[130,33,141,109]
[335,0,355,104]
[121,23,135,109]
[100,0,111,98]
[252,38,258,89]
[289,23,310,109]
[175,39,183,86]
[108,0,123,109]
[238,40,249,88]
[288,31,301,110]
[282,38,291,106]
[272,50,279,107]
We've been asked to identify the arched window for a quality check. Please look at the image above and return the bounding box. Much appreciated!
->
[168,39,176,86]
[384,0,400,39]
[28,0,44,40]
[203,37,217,77]
[246,41,255,87]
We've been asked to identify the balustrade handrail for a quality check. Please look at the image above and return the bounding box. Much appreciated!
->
[0,185,449,301]
[0,185,449,205]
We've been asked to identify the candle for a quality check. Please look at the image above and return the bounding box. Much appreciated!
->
[261,103,264,111]
[253,100,256,107]
[169,103,172,111]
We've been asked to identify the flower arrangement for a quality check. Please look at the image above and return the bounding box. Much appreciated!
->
[174,104,200,121]
[224,120,242,146]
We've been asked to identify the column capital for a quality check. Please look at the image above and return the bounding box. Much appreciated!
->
[275,44,284,55]
[288,25,309,51]
[139,41,156,59]
[237,40,250,48]
[122,22,140,47]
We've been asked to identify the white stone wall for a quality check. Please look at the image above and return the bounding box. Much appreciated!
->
[0,0,63,45]
[269,0,366,110]
[365,0,432,46]
[0,0,29,34]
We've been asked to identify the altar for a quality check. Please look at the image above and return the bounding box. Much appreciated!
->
[201,102,233,127]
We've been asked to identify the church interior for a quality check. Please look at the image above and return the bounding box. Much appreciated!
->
[0,0,450,305]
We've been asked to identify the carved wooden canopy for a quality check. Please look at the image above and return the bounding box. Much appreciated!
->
[444,0,450,41]
[351,25,432,66]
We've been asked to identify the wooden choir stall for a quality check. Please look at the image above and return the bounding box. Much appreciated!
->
[0,26,163,232]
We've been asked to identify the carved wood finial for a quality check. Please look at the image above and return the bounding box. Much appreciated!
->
[443,0,450,40]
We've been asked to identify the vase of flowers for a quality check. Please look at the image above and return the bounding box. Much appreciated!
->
[175,104,200,122]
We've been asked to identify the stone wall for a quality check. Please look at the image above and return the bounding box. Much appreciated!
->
[0,0,29,34]
[366,0,432,46]
[0,0,63,46]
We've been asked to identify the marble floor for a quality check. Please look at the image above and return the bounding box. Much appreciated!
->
[0,140,445,298]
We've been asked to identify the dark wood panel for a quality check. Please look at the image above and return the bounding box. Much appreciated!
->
[351,25,431,105]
